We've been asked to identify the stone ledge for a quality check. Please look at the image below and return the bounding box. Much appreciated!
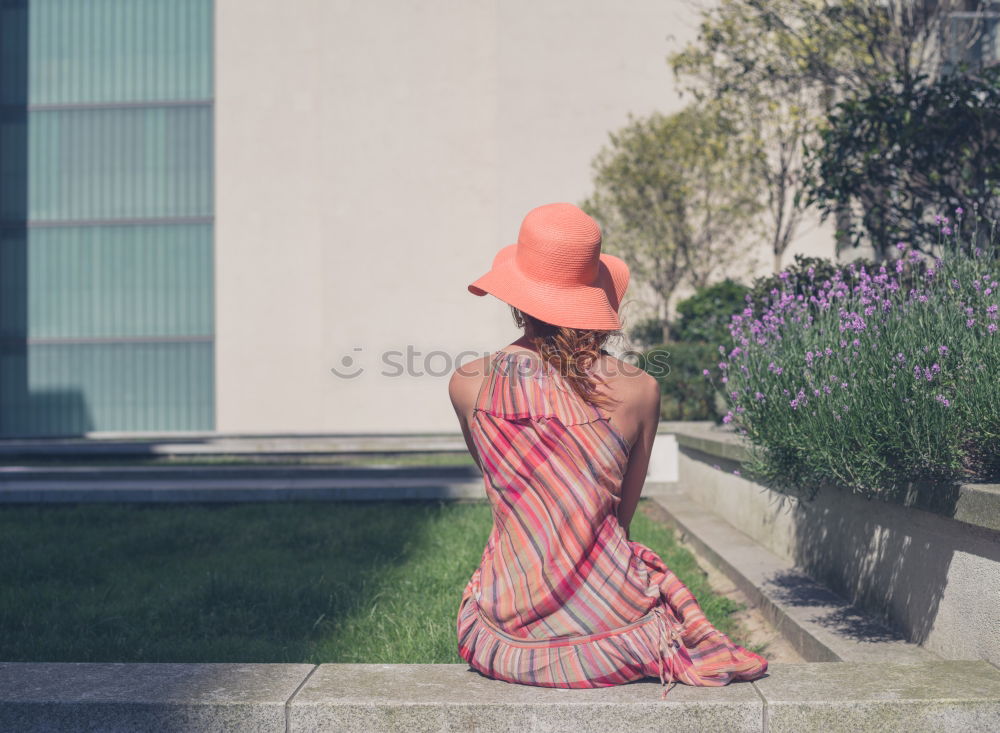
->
[669,423,749,462]
[665,422,1000,534]
[0,465,483,499]
[0,465,482,480]
[2,661,999,732]
[0,433,468,458]
[0,474,485,503]
[290,663,762,732]
[0,662,314,733]
[756,660,1000,733]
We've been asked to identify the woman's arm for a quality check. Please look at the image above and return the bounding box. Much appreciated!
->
[448,358,486,471]
[615,374,661,539]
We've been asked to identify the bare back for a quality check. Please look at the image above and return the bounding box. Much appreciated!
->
[448,346,661,536]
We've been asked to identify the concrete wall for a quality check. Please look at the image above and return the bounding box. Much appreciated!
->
[214,0,835,434]
[675,443,1000,667]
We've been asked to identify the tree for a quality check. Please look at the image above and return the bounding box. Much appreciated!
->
[582,105,761,342]
[670,0,991,265]
[805,65,1000,257]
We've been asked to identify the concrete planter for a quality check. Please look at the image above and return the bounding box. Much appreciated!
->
[663,423,1000,667]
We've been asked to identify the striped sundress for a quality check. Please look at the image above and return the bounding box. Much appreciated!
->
[456,350,768,698]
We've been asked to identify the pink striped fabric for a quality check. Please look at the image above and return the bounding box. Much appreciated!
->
[456,350,768,697]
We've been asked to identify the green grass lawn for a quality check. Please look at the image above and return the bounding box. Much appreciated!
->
[0,499,753,663]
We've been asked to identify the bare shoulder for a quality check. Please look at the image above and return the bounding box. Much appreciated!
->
[448,354,491,413]
[596,354,659,402]
[594,354,660,444]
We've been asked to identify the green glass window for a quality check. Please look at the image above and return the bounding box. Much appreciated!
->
[0,0,214,436]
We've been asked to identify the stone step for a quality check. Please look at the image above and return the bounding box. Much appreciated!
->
[0,433,468,458]
[645,483,938,663]
[2,661,999,732]
[0,463,482,481]
[0,473,485,503]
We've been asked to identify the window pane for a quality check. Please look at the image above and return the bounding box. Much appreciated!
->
[28,0,212,105]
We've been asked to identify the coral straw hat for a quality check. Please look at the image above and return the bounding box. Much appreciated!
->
[468,203,630,330]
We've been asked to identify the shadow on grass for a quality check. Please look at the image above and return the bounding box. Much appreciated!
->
[0,500,492,664]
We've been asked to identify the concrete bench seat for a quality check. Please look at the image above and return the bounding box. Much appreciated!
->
[2,661,999,732]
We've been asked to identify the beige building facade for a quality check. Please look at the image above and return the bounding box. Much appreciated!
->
[214,0,835,434]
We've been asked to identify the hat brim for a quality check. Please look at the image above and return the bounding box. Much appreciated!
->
[468,244,630,330]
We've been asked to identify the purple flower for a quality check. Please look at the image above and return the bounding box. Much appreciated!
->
[722,413,733,424]
[942,226,952,236]
[956,206,964,216]
[702,369,710,376]
[939,345,949,355]
[935,395,951,407]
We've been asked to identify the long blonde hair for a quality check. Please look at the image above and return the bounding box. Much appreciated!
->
[510,307,621,411]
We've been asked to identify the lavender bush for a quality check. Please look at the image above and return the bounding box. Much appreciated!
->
[707,213,1000,503]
